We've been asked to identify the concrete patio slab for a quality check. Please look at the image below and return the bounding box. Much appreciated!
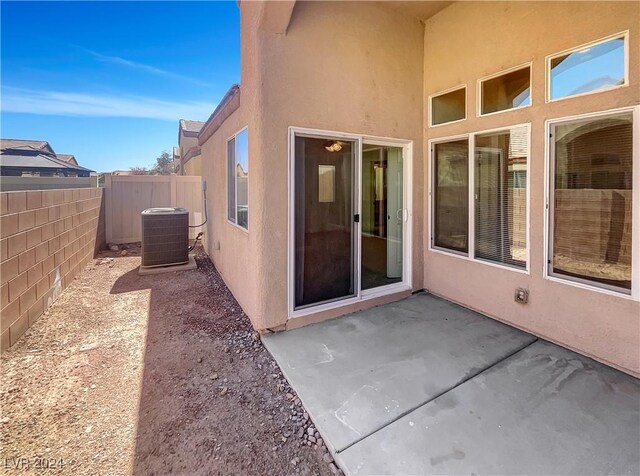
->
[263,293,536,452]
[337,340,640,475]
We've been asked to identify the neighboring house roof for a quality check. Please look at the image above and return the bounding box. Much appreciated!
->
[179,119,205,137]
[56,154,78,166]
[1,139,55,155]
[0,148,93,176]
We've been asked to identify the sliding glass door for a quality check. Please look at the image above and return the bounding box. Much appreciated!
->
[291,130,408,313]
[294,135,357,309]
[361,145,404,290]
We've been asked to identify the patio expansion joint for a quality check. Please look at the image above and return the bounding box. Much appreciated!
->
[335,336,540,454]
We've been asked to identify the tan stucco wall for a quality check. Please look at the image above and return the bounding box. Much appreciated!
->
[254,1,426,329]
[183,155,201,176]
[200,2,264,328]
[423,1,640,376]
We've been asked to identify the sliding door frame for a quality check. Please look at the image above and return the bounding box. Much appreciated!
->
[288,126,413,319]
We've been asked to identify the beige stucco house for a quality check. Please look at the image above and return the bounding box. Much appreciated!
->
[198,1,640,377]
[175,119,204,175]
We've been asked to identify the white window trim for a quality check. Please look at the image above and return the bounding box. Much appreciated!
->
[428,123,532,275]
[477,62,533,118]
[226,126,249,233]
[428,84,467,128]
[545,31,629,104]
[287,126,414,319]
[543,106,640,301]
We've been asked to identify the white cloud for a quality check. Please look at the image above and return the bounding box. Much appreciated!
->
[76,46,213,88]
[1,87,214,121]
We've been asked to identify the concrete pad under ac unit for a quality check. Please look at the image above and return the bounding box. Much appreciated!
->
[138,254,197,276]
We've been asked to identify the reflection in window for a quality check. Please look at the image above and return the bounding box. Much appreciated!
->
[433,140,469,253]
[480,66,531,115]
[551,112,633,291]
[227,128,249,229]
[474,126,528,268]
[550,35,626,101]
[431,87,466,126]
[318,165,335,203]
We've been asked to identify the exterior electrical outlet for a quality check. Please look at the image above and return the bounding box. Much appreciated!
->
[141,207,189,267]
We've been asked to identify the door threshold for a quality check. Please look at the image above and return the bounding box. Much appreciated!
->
[289,284,411,319]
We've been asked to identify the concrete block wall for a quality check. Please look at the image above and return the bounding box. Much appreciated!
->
[0,188,105,351]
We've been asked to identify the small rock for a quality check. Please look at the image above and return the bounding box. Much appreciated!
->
[329,463,339,474]
[297,428,305,438]
[120,249,128,256]
[220,386,228,396]
[251,332,260,342]
[323,453,334,464]
[109,245,119,252]
[308,435,316,444]
[197,357,203,363]
[307,427,315,436]
[85,425,93,434]
[211,373,218,380]
[79,343,98,352]
[317,438,324,447]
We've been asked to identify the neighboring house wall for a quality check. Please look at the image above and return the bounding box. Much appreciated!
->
[179,132,200,175]
[183,155,201,176]
[422,1,640,375]
[1,188,105,351]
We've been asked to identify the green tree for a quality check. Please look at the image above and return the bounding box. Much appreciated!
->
[152,151,173,175]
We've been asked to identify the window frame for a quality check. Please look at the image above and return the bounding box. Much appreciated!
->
[477,62,533,118]
[544,106,640,300]
[226,126,249,232]
[429,134,471,257]
[428,123,531,274]
[428,85,467,128]
[545,31,629,103]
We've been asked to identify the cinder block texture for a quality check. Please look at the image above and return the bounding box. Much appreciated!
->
[0,188,105,351]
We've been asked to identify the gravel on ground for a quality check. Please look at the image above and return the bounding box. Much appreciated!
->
[1,244,336,475]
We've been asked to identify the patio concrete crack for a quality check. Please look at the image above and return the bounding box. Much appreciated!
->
[335,337,539,454]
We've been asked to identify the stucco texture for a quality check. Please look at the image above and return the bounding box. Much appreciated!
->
[200,1,640,376]
[423,1,640,376]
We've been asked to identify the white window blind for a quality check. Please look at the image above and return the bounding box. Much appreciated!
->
[551,112,633,291]
[474,126,528,268]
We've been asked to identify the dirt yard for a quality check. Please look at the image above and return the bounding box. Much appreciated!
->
[1,245,336,475]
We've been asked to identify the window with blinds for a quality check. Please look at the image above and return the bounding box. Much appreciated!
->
[474,126,528,268]
[433,139,469,253]
[551,112,633,291]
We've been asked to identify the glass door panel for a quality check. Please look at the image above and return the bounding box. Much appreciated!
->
[294,135,356,309]
[361,145,403,290]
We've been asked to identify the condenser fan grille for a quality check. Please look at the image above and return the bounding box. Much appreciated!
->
[141,207,189,267]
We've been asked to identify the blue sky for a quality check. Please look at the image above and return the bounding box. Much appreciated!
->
[1,1,240,172]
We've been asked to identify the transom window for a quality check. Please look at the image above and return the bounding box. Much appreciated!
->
[548,33,627,102]
[479,65,531,116]
[227,128,249,230]
[430,86,466,126]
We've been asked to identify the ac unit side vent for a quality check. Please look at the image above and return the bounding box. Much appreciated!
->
[141,207,189,267]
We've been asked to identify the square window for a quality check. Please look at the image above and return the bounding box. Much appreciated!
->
[480,66,531,115]
[548,34,626,101]
[430,87,466,126]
